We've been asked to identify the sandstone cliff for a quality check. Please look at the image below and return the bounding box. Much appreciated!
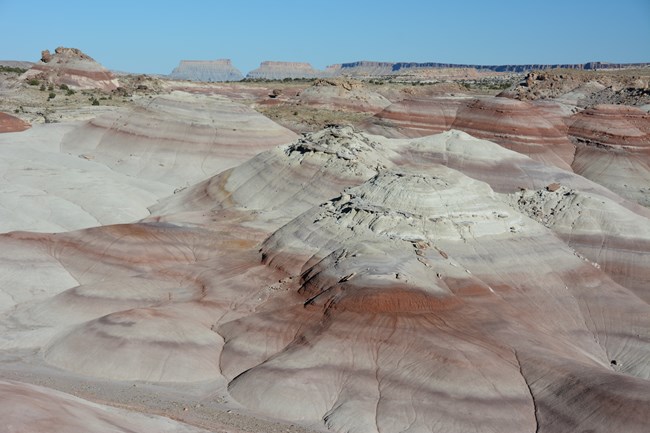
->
[328,60,650,77]
[169,59,243,82]
[246,61,325,80]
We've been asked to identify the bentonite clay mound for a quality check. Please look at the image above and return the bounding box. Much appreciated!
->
[0,112,30,133]
[2,126,649,433]
[20,46,120,91]
[569,104,650,206]
[0,92,297,233]
[61,91,298,186]
[362,96,469,138]
[365,96,575,170]
[296,78,391,113]
[365,95,650,207]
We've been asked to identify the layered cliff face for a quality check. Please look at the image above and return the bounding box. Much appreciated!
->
[329,60,650,77]
[20,47,119,91]
[169,59,243,82]
[327,61,395,76]
[246,61,325,80]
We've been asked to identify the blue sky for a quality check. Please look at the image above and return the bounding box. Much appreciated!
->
[1,0,649,74]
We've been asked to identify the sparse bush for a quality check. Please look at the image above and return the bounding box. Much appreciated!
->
[48,84,54,91]
[92,99,100,106]
[39,84,46,91]
[0,65,27,74]
[59,84,69,91]
[48,92,56,100]
[27,78,40,86]
[14,108,19,113]
[66,89,75,96]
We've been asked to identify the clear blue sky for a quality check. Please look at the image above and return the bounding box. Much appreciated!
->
[1,0,649,74]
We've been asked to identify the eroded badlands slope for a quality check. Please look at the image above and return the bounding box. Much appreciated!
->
[1,126,649,433]
[0,91,298,232]
[364,93,650,207]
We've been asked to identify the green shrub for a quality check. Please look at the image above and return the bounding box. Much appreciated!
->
[0,65,27,74]
[92,99,100,106]
[27,78,40,86]
[39,84,46,91]
[48,92,56,100]
[59,84,70,90]
[66,89,75,96]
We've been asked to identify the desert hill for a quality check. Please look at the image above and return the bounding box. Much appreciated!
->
[20,47,119,91]
[0,49,649,433]
[1,124,649,433]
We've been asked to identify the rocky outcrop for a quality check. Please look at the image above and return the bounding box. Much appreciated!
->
[246,61,325,80]
[20,46,119,91]
[502,70,650,106]
[169,59,243,82]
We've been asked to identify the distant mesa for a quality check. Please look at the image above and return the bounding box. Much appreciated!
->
[246,61,325,80]
[20,47,119,91]
[169,59,243,82]
[242,59,650,82]
[329,60,650,77]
